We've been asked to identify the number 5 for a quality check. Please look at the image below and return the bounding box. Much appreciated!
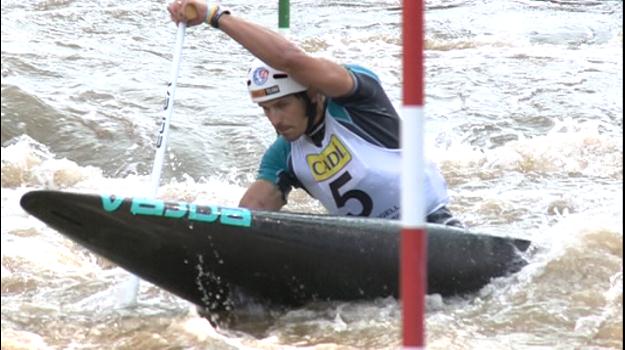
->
[329,172,373,216]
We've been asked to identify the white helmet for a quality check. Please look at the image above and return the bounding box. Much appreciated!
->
[247,58,307,103]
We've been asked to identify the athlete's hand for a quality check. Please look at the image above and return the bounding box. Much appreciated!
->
[167,0,207,27]
[167,0,229,28]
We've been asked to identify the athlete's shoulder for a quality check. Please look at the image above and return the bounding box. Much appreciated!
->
[333,64,386,106]
[344,64,381,82]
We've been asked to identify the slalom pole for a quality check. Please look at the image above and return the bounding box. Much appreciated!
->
[401,0,426,349]
[121,21,188,306]
[278,0,289,33]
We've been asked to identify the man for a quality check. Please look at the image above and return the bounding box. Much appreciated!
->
[168,1,462,226]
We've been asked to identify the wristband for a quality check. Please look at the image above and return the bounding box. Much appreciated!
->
[206,4,231,29]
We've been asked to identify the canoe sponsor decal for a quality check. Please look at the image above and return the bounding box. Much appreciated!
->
[100,195,252,227]
[306,134,352,182]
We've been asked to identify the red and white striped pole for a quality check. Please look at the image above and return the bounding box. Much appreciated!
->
[401,0,426,349]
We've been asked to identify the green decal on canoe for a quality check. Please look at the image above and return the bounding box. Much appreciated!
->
[220,207,253,227]
[101,195,124,212]
[99,195,252,228]
[188,204,219,223]
[131,197,165,216]
[164,202,188,218]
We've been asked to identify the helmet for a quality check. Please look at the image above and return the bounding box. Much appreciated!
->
[246,58,307,103]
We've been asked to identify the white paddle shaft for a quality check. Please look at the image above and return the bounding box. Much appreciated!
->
[150,22,187,196]
[123,22,187,306]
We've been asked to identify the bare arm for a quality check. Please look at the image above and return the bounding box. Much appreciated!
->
[217,15,354,98]
[239,180,285,211]
[168,1,354,97]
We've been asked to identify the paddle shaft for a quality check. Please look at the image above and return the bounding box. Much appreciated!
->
[150,22,187,196]
[124,22,188,305]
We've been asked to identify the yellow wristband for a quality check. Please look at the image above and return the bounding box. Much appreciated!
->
[206,4,230,28]
[205,4,217,25]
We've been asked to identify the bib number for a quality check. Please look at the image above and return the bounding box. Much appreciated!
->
[329,172,373,216]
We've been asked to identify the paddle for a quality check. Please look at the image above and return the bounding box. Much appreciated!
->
[119,20,188,307]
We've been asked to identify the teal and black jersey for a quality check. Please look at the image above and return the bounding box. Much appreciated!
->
[256,65,449,218]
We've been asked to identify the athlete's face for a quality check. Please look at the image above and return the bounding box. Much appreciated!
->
[259,94,308,141]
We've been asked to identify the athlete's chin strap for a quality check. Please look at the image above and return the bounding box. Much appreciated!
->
[295,92,326,146]
[295,92,319,135]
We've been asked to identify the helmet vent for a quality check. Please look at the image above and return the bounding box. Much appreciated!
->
[273,73,288,79]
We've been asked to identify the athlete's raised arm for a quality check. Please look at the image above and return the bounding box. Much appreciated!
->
[167,0,354,98]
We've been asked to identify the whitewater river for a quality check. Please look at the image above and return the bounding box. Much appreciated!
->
[1,0,622,349]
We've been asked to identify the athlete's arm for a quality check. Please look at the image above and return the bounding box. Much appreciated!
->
[217,15,353,98]
[239,180,285,211]
[167,0,353,98]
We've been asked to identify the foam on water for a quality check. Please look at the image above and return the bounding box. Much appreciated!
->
[1,0,622,348]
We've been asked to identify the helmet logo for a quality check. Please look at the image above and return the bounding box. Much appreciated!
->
[252,67,270,86]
